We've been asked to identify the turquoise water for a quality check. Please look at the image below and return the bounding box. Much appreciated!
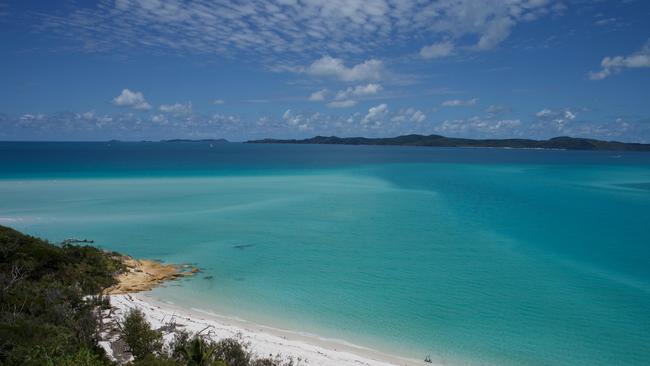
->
[1,142,649,365]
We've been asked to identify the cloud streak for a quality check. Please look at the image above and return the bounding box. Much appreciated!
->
[589,38,650,80]
[441,98,478,107]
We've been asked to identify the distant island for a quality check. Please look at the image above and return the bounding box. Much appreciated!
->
[160,138,229,143]
[247,134,650,152]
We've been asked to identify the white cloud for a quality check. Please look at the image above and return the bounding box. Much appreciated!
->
[96,116,113,124]
[335,83,382,100]
[19,113,45,122]
[159,102,193,115]
[151,114,167,124]
[362,103,388,124]
[281,109,318,131]
[411,110,426,123]
[434,117,522,137]
[475,16,515,50]
[392,108,426,123]
[486,104,511,115]
[441,98,478,107]
[5,108,649,143]
[308,83,383,108]
[328,100,358,108]
[112,89,151,110]
[212,99,225,105]
[536,108,553,118]
[589,38,650,80]
[80,111,95,121]
[308,89,328,101]
[306,56,383,82]
[535,108,577,131]
[420,41,454,59]
[325,83,383,107]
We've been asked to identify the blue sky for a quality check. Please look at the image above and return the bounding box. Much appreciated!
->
[0,0,649,141]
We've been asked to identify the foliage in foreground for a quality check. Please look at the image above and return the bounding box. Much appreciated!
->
[121,309,297,366]
[0,225,122,365]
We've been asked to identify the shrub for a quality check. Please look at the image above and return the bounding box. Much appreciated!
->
[131,354,180,366]
[45,347,111,366]
[122,309,164,360]
[212,338,251,366]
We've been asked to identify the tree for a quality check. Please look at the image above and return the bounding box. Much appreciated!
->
[121,309,163,360]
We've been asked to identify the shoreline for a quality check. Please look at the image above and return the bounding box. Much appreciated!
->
[105,292,433,366]
[103,255,200,294]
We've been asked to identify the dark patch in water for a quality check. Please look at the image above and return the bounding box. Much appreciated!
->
[233,244,255,250]
[617,182,650,191]
[203,275,214,280]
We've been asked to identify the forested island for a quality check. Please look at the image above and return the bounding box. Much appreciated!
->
[247,134,650,151]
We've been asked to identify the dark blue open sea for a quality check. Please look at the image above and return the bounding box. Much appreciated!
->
[1,142,649,365]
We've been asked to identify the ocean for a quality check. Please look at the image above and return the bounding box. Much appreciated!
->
[1,141,649,365]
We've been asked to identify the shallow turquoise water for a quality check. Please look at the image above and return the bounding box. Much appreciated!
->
[1,142,649,365]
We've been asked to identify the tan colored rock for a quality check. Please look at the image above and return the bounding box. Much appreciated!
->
[103,255,200,295]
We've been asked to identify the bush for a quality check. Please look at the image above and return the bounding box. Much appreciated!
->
[169,330,229,366]
[45,347,112,366]
[122,309,164,360]
[131,354,180,366]
[212,338,251,366]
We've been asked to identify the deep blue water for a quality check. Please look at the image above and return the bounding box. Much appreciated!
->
[1,142,649,365]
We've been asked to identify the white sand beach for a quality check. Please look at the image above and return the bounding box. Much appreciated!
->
[103,293,433,366]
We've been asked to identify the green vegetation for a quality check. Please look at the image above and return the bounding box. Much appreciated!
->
[0,226,297,366]
[120,309,295,366]
[121,310,164,361]
[0,225,121,365]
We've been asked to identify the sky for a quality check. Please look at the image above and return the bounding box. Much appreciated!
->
[0,0,649,142]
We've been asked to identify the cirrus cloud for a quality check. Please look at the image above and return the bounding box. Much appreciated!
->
[36,0,563,63]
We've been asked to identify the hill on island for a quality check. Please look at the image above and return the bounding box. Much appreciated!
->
[247,134,650,152]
